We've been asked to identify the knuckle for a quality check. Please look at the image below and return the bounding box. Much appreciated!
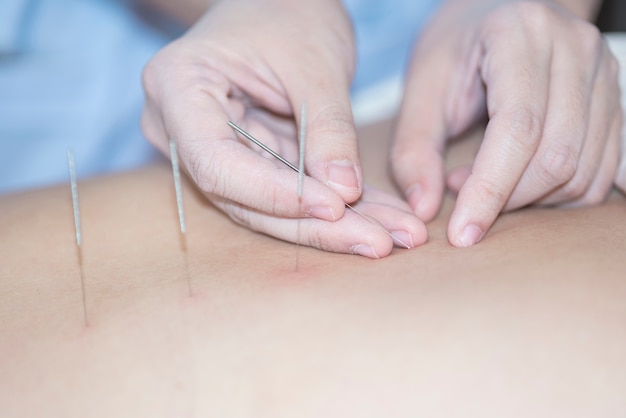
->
[141,42,179,96]
[505,106,544,151]
[225,202,252,228]
[575,23,603,55]
[560,174,590,200]
[513,2,552,32]
[186,144,222,195]
[309,104,355,142]
[582,185,610,206]
[309,231,333,253]
[607,53,621,81]
[141,59,159,97]
[537,143,578,187]
[617,164,626,193]
[140,106,160,147]
[262,179,286,217]
[473,175,510,208]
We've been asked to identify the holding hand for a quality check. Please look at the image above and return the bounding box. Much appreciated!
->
[391,0,622,247]
[141,0,427,257]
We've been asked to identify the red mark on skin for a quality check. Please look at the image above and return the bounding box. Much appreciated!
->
[77,319,96,340]
[179,289,209,309]
[263,259,328,284]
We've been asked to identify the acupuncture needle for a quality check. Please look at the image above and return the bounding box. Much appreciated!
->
[169,139,193,297]
[227,121,412,250]
[296,103,307,271]
[67,149,89,327]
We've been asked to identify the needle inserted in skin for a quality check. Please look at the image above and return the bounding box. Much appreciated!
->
[296,103,307,271]
[67,149,89,327]
[227,121,412,250]
[169,139,193,297]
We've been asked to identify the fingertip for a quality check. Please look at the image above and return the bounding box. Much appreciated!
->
[405,182,442,222]
[350,244,382,259]
[448,223,484,248]
[391,218,429,250]
[446,198,486,248]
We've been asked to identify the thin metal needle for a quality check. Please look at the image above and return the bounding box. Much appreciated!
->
[228,121,299,172]
[296,103,307,271]
[67,149,89,327]
[169,139,193,297]
[227,121,412,250]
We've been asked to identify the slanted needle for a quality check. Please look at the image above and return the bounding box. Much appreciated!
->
[227,121,412,250]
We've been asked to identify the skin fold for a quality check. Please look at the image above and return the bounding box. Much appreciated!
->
[1,121,625,417]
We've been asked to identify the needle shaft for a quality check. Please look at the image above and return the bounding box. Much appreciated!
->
[169,140,192,296]
[67,149,89,327]
[296,103,307,271]
[227,121,411,250]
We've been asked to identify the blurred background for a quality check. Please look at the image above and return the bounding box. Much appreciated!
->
[0,0,624,195]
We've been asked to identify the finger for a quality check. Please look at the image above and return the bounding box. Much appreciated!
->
[390,35,456,222]
[160,81,346,222]
[556,111,621,207]
[213,197,428,258]
[353,185,429,248]
[503,39,596,209]
[507,29,612,209]
[360,185,413,212]
[350,201,429,249]
[617,111,626,194]
[541,45,622,205]
[271,45,362,205]
[392,18,489,222]
[447,22,551,247]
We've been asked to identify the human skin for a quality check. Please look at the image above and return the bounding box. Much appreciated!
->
[141,0,622,255]
[391,0,622,248]
[1,121,625,417]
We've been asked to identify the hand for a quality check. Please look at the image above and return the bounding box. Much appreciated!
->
[617,124,626,194]
[141,0,427,257]
[391,0,623,247]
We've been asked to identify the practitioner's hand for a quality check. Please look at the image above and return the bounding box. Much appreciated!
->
[617,112,626,194]
[141,0,427,257]
[391,0,623,247]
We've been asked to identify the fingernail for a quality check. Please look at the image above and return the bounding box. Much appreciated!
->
[306,206,337,221]
[327,160,360,193]
[390,230,414,249]
[459,224,483,248]
[350,244,379,259]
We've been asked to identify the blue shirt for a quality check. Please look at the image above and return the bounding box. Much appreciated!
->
[0,0,440,193]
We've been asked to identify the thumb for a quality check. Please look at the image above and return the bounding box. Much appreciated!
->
[287,77,363,205]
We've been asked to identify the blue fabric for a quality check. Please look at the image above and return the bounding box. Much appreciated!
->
[343,0,441,92]
[0,0,441,194]
[0,0,169,193]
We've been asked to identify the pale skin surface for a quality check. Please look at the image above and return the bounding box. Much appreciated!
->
[1,121,625,417]
[141,0,623,255]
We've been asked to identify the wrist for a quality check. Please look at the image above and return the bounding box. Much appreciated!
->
[441,0,602,22]
[138,0,215,26]
[550,0,603,21]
